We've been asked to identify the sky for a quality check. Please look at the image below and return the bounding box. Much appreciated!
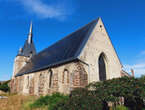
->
[0,0,145,80]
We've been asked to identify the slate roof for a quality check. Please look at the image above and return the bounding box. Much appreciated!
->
[16,19,98,77]
[18,39,36,57]
[18,22,36,57]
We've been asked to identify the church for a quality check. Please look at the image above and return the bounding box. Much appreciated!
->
[10,18,129,95]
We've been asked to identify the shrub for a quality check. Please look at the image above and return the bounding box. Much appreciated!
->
[53,88,103,110]
[0,80,10,92]
[113,105,129,110]
[30,92,68,110]
[87,76,145,110]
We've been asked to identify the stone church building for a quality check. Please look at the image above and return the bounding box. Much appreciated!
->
[10,18,127,96]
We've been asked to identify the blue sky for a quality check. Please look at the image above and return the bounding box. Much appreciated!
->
[0,0,145,80]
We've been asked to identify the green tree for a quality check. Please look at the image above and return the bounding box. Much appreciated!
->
[0,80,10,92]
[87,76,145,110]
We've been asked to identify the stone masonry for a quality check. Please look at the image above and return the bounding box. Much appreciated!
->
[10,18,123,96]
[10,61,88,95]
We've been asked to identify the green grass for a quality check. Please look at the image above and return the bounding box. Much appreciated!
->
[29,93,69,110]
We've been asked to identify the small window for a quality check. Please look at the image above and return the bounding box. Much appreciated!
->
[62,69,69,84]
[49,70,53,88]
[27,76,29,89]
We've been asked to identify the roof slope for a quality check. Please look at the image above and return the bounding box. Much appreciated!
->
[18,40,36,57]
[16,19,98,77]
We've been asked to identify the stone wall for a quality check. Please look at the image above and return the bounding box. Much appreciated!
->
[12,56,30,78]
[10,61,88,95]
[79,18,122,83]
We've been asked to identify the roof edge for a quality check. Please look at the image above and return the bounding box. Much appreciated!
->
[15,57,79,77]
[76,18,99,58]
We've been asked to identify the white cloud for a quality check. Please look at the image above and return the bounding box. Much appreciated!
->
[18,0,68,19]
[124,63,145,77]
[123,50,145,77]
[140,51,145,55]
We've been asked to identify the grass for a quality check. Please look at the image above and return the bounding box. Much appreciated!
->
[0,93,37,110]
[0,92,68,110]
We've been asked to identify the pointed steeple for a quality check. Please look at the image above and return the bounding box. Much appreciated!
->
[17,21,36,57]
[28,21,33,44]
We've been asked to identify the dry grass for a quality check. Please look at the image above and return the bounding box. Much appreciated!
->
[0,93,37,110]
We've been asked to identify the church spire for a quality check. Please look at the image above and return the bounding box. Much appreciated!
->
[28,21,33,44]
[17,21,36,57]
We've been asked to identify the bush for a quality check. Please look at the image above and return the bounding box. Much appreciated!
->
[113,105,129,110]
[0,80,10,92]
[87,76,145,110]
[30,93,68,110]
[53,88,103,110]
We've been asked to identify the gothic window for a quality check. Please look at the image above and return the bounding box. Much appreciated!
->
[38,73,45,95]
[62,71,64,83]
[67,70,69,84]
[98,53,107,81]
[39,74,42,80]
[26,76,29,89]
[62,69,69,84]
[49,69,53,88]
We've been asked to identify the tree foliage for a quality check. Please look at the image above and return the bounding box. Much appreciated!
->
[87,76,145,110]
[0,80,10,92]
[55,76,145,110]
[30,92,68,110]
[53,88,103,110]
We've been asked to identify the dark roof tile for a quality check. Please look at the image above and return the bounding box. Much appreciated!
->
[16,19,98,77]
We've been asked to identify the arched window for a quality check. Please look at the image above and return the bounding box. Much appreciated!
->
[98,53,107,81]
[49,69,53,88]
[62,69,69,84]
[26,76,29,89]
[38,73,45,95]
[39,73,42,79]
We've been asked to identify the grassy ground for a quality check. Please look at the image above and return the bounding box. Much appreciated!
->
[0,92,68,110]
[0,93,37,110]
